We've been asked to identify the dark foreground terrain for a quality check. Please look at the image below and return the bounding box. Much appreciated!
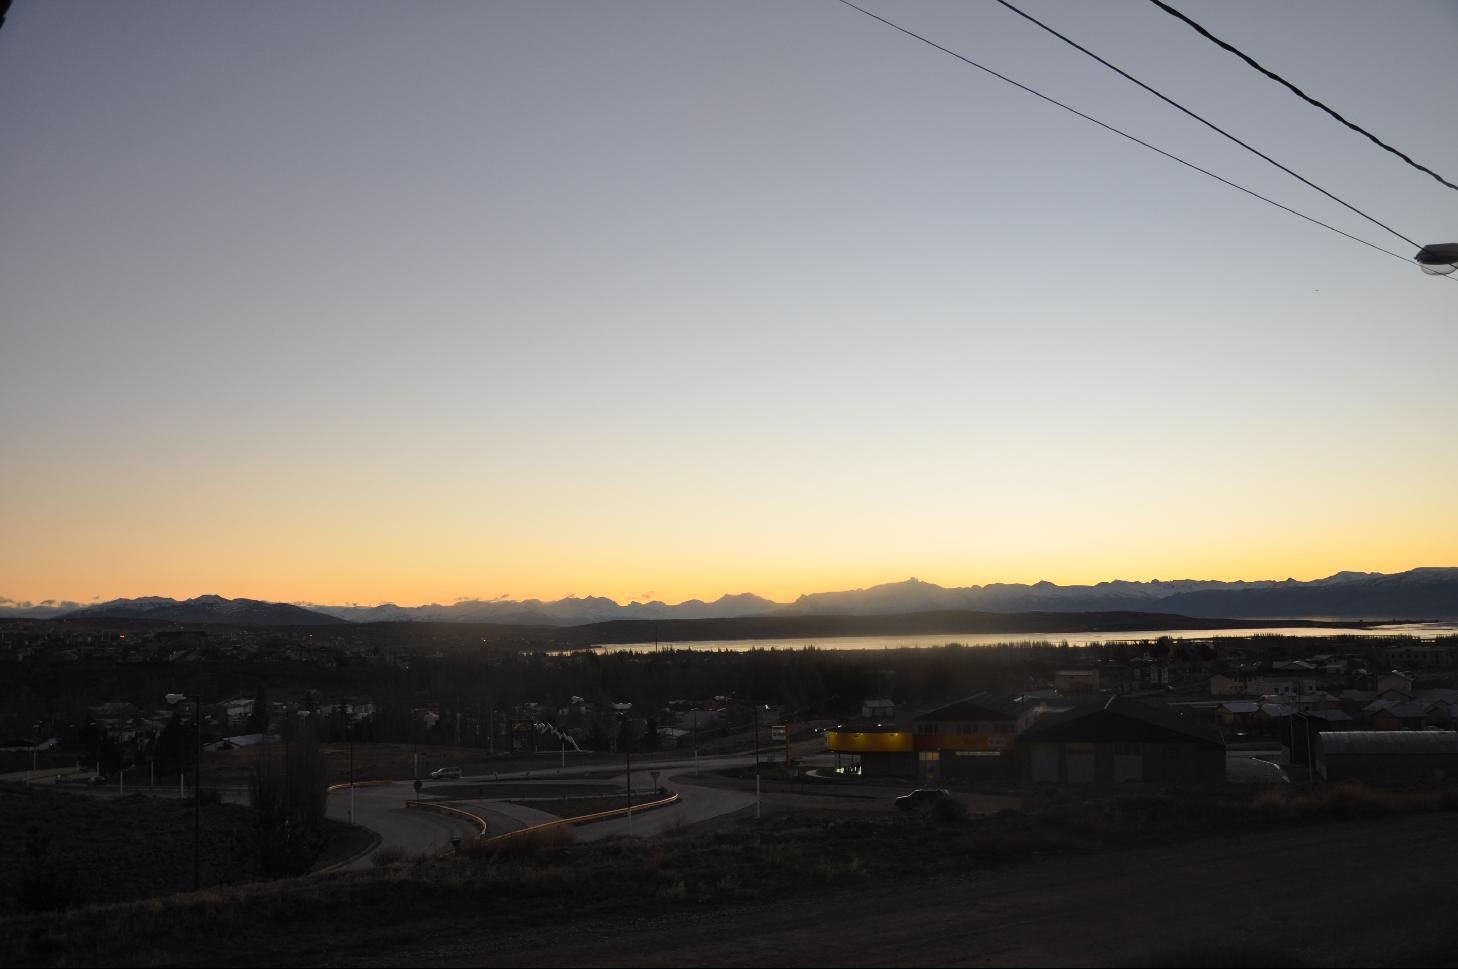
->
[0,783,371,917]
[390,813,1458,968]
[5,784,1458,967]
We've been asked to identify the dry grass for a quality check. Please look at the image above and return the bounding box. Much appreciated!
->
[7,783,1458,966]
[1254,783,1456,820]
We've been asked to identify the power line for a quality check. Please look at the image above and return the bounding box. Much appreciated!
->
[989,0,1421,250]
[831,0,1414,269]
[1146,0,1458,194]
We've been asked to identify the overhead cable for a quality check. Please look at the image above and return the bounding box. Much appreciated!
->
[832,0,1415,269]
[1145,0,1458,194]
[990,0,1422,249]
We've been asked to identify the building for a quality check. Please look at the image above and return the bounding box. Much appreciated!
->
[1316,730,1458,784]
[1283,709,1354,765]
[1210,673,1258,697]
[861,698,896,720]
[824,721,914,778]
[1218,701,1259,733]
[1054,669,1099,693]
[1377,671,1415,702]
[1385,645,1458,669]
[911,694,1021,784]
[1370,702,1439,731]
[825,692,1020,783]
[1019,695,1226,786]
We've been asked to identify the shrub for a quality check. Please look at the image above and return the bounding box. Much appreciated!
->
[372,846,406,868]
[16,827,76,913]
[1135,941,1302,967]
[931,795,969,825]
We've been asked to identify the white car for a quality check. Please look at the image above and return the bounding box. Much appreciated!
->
[429,767,462,780]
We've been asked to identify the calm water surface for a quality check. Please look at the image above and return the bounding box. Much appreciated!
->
[577,622,1458,653]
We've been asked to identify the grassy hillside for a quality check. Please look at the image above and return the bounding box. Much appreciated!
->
[0,784,368,916]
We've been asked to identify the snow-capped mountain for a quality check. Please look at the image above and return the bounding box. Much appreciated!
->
[7,568,1456,625]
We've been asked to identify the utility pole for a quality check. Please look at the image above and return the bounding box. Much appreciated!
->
[622,715,633,835]
[348,704,355,826]
[165,693,205,891]
[751,690,761,821]
[193,699,202,891]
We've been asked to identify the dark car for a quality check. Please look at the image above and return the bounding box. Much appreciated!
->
[895,788,952,811]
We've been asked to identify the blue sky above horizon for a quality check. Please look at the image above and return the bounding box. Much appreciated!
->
[2,1,1455,606]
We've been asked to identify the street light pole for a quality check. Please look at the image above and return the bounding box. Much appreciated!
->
[166,693,203,892]
[347,704,355,826]
[620,714,633,835]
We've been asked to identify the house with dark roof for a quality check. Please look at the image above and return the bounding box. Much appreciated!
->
[1019,695,1226,786]
[912,693,1021,784]
[1283,709,1355,765]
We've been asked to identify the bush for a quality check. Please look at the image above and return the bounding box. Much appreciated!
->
[1256,783,1447,820]
[372,846,406,868]
[1135,942,1302,967]
[931,795,969,825]
[463,825,577,865]
[15,827,76,913]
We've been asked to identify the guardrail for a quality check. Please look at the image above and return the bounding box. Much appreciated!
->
[310,827,383,876]
[326,778,396,794]
[405,799,489,837]
[481,791,680,846]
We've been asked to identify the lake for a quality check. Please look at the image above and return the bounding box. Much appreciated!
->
[575,622,1458,653]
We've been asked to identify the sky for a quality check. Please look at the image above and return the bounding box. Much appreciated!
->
[2,1,1455,608]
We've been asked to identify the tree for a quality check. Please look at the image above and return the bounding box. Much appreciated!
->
[247,683,270,734]
[247,721,329,877]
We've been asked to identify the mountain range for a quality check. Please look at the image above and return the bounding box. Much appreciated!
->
[4,567,1457,625]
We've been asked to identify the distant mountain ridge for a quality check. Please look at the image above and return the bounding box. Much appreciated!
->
[57,595,346,626]
[5,568,1455,625]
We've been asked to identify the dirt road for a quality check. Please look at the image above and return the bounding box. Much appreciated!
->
[400,812,1458,967]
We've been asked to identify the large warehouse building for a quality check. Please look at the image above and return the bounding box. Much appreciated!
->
[1018,695,1226,785]
[1316,730,1458,784]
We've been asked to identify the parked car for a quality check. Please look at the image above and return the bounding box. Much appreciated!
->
[429,767,462,780]
[895,788,952,811]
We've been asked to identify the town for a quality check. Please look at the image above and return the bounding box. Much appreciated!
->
[6,617,1457,788]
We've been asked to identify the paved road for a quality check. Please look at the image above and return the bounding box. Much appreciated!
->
[574,764,758,841]
[327,739,994,858]
[325,782,481,869]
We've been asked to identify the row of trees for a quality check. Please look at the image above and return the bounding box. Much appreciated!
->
[245,720,329,877]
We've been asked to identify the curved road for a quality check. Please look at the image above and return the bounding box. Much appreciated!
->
[326,782,481,869]
[327,741,828,861]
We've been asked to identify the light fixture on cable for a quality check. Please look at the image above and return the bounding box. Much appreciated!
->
[1415,244,1458,275]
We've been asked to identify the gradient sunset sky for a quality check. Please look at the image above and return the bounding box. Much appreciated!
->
[2,1,1455,608]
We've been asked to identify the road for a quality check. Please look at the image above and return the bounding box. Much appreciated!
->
[325,782,481,869]
[398,738,1027,844]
